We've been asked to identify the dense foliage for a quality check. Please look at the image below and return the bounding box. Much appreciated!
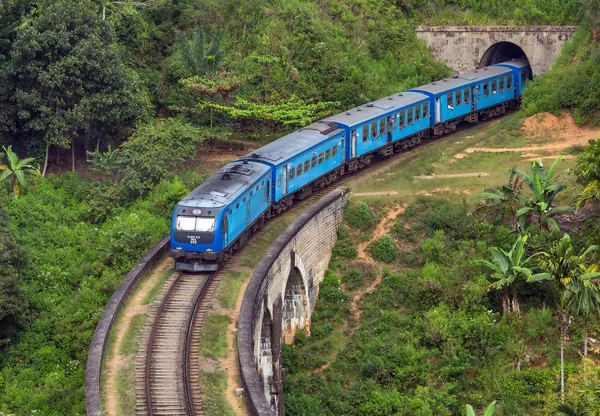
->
[284,195,600,415]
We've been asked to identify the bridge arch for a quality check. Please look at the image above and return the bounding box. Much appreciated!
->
[282,251,308,344]
[258,305,274,405]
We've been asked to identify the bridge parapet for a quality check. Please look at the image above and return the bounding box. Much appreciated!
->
[416,25,578,77]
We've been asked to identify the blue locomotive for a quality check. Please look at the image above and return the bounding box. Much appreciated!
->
[169,59,531,271]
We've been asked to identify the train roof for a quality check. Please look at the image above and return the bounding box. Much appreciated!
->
[495,58,531,70]
[324,91,428,128]
[178,160,270,208]
[238,121,342,166]
[410,65,512,95]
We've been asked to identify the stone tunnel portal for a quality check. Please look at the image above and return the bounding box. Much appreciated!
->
[479,42,533,79]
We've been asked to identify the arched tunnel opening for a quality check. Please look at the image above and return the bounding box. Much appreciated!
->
[282,265,307,344]
[479,42,533,79]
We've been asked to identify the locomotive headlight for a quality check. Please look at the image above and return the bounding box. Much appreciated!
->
[192,208,202,215]
[206,248,213,252]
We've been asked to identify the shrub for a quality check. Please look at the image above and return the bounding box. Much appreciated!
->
[347,202,374,230]
[369,234,397,263]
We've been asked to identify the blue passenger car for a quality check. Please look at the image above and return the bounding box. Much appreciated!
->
[324,92,430,160]
[409,65,514,126]
[494,58,531,97]
[239,122,346,202]
[170,161,271,271]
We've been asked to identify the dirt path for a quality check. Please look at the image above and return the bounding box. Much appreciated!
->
[415,172,489,179]
[223,278,250,416]
[311,205,405,375]
[103,257,173,416]
[352,191,399,197]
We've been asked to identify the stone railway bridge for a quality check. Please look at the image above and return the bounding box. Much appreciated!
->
[416,26,577,77]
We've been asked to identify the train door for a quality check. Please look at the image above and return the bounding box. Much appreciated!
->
[222,213,229,246]
[282,167,288,195]
[351,130,357,158]
[471,85,478,110]
[246,197,251,225]
[435,98,441,123]
[265,180,270,203]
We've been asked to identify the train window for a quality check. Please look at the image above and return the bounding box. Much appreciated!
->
[325,149,331,161]
[399,111,405,128]
[262,180,265,186]
[229,209,232,215]
[507,74,513,90]
[289,167,295,180]
[304,160,310,172]
[492,79,497,94]
[341,138,345,148]
[256,185,259,191]
[318,152,324,164]
[277,174,281,188]
[176,216,196,231]
[415,105,421,121]
[311,156,317,168]
[463,88,470,104]
[456,90,461,106]
[520,69,526,85]
[483,82,489,97]
[408,108,413,124]
[250,191,253,197]
[332,145,338,157]
[243,197,246,203]
[196,217,215,232]
[296,163,302,176]
[447,93,453,109]
[379,118,386,135]
[362,125,368,142]
[236,203,240,209]
[499,77,505,92]
[423,102,429,117]
[371,121,378,138]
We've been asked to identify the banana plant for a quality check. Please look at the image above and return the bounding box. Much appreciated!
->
[515,156,572,233]
[474,235,550,315]
[466,400,496,416]
[0,145,40,197]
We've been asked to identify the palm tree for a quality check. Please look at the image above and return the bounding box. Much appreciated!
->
[575,139,600,207]
[466,400,496,416]
[0,145,40,197]
[535,234,600,403]
[472,167,522,231]
[567,264,600,357]
[474,235,550,315]
[515,156,572,233]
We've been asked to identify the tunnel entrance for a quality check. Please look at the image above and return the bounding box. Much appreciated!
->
[258,308,274,402]
[479,42,532,77]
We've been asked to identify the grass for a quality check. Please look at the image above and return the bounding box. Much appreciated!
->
[217,271,248,310]
[116,360,136,416]
[241,209,298,268]
[347,111,583,206]
[199,370,236,416]
[142,267,174,305]
[198,314,231,359]
[118,313,147,355]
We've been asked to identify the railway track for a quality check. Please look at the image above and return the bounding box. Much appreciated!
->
[135,271,221,415]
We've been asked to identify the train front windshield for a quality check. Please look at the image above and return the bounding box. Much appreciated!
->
[176,216,215,232]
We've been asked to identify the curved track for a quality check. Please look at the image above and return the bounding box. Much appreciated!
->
[136,271,218,416]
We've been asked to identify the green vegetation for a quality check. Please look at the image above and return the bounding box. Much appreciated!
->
[118,313,147,356]
[197,314,231,360]
[199,370,236,416]
[217,271,249,310]
[142,268,174,305]
[116,361,137,416]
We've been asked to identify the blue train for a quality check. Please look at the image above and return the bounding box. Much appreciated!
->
[169,59,531,271]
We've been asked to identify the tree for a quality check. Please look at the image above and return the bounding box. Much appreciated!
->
[0,145,40,197]
[474,235,550,315]
[515,156,572,232]
[575,139,600,207]
[0,206,27,348]
[466,400,496,416]
[472,167,523,231]
[175,28,223,78]
[536,234,600,403]
[4,0,150,174]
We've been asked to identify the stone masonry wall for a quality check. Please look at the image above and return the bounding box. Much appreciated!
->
[238,188,349,416]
